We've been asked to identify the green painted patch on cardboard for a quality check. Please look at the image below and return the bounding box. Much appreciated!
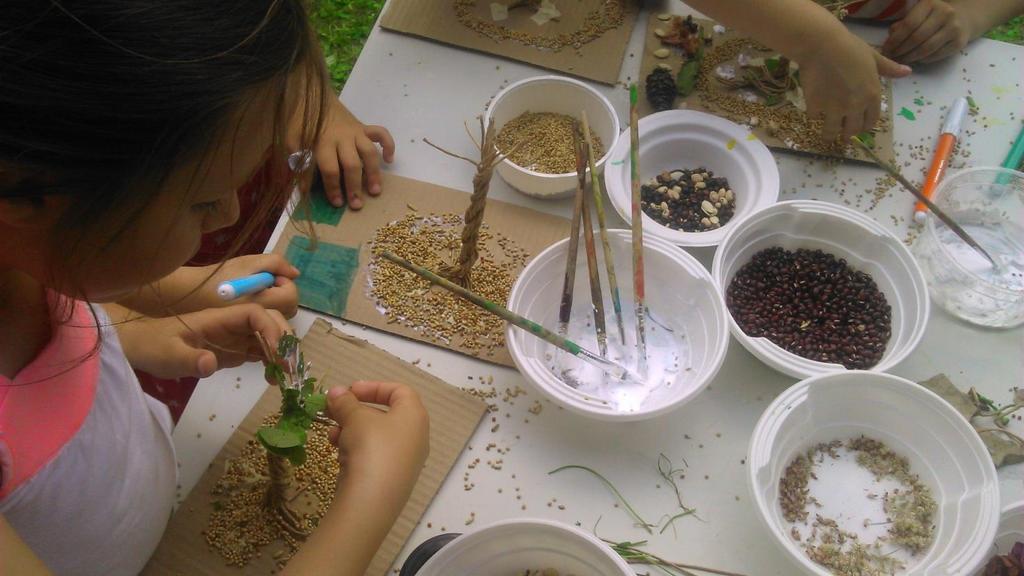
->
[295,193,345,226]
[285,236,359,316]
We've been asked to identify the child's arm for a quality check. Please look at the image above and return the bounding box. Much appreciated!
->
[684,0,912,142]
[883,0,1024,63]
[1,514,52,575]
[105,302,290,379]
[312,97,396,210]
[117,254,299,319]
[282,382,429,576]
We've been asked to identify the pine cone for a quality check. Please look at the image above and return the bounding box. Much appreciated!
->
[645,68,677,112]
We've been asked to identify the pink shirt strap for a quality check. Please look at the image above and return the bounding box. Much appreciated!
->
[0,299,99,499]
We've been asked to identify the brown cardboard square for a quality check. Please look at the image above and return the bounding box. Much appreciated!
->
[637,14,896,164]
[141,318,488,576]
[379,0,640,85]
[272,171,571,368]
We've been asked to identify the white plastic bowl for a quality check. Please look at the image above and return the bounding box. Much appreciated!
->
[507,229,729,421]
[604,110,779,247]
[749,371,1001,576]
[974,500,1024,574]
[484,75,619,199]
[413,519,633,576]
[711,200,929,379]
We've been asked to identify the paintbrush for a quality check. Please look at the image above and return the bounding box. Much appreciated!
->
[575,132,608,356]
[379,251,639,382]
[629,84,648,372]
[558,131,587,336]
[581,110,626,345]
[851,136,997,267]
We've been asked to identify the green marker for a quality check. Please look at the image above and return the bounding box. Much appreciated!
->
[996,122,1024,185]
[378,251,638,381]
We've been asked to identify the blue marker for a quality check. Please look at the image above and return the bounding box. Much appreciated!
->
[217,272,275,301]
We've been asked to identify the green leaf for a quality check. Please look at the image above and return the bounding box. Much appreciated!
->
[265,363,285,386]
[302,376,316,395]
[304,393,327,418]
[764,56,781,72]
[966,95,979,112]
[282,445,307,467]
[675,43,703,97]
[257,426,304,449]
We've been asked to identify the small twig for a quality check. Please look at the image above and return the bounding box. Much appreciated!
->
[463,120,481,150]
[422,137,479,166]
[604,539,749,576]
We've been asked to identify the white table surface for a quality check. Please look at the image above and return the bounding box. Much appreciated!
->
[173,2,1024,573]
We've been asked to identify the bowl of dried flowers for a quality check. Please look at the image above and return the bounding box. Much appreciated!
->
[712,199,929,379]
[484,75,619,199]
[749,371,1001,576]
[604,109,779,247]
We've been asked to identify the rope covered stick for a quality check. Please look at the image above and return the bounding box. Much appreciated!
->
[629,84,648,372]
[581,111,626,345]
[422,117,526,287]
[378,251,637,380]
[576,132,608,356]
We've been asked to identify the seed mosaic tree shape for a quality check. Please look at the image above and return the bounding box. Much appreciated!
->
[257,334,327,538]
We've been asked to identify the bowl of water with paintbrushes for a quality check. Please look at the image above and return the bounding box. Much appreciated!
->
[507,229,729,421]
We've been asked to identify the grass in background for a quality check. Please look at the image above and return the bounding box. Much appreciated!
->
[310,0,387,89]
[985,15,1024,45]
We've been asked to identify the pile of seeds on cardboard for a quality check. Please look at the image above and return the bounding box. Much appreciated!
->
[204,419,338,569]
[726,247,892,369]
[370,212,529,357]
[496,112,604,174]
[454,0,626,52]
[698,38,889,154]
[780,436,936,575]
[640,167,736,231]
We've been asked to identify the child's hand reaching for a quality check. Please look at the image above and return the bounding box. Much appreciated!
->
[111,303,291,379]
[798,32,911,142]
[324,382,429,491]
[882,0,973,64]
[315,99,395,210]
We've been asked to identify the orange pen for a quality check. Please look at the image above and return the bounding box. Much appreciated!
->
[914,97,967,224]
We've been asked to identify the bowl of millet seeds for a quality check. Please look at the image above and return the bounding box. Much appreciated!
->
[604,109,778,247]
[401,519,633,576]
[749,371,1000,576]
[712,200,930,379]
[485,75,619,199]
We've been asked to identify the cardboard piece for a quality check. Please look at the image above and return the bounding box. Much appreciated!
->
[636,14,896,164]
[380,0,640,85]
[271,172,571,368]
[142,319,488,576]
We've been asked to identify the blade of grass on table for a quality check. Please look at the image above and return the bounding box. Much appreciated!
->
[379,251,638,381]
[558,140,586,336]
[575,132,608,356]
[629,84,648,372]
[581,110,626,345]
[851,136,997,267]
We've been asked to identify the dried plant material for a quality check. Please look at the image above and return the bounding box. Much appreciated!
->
[454,0,626,52]
[918,374,1024,468]
[369,213,528,357]
[779,436,936,575]
[659,14,702,55]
